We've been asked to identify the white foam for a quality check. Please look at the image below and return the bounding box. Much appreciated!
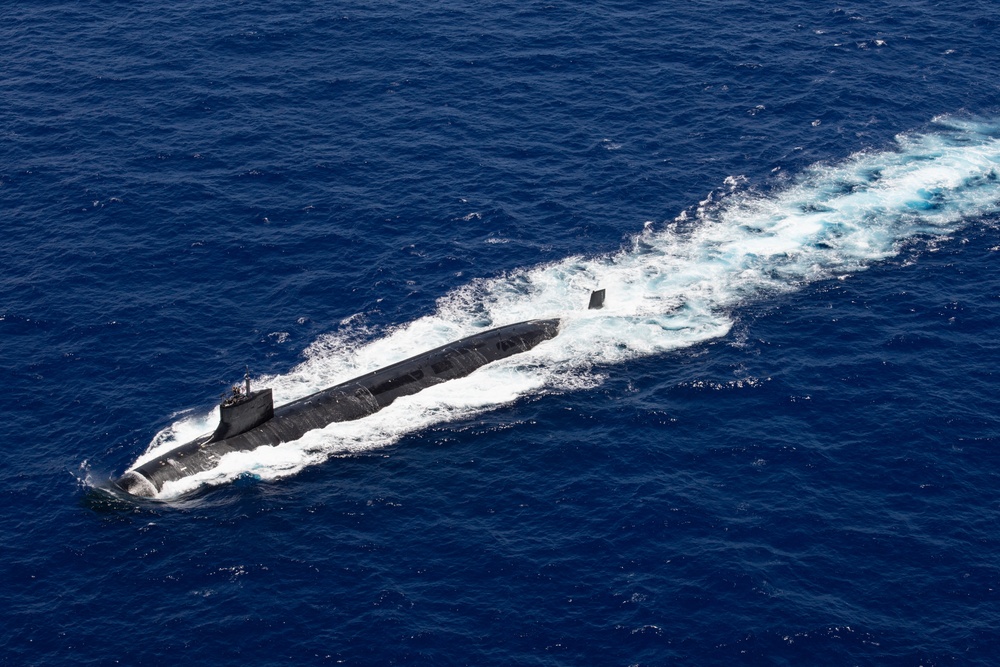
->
[140,117,1000,498]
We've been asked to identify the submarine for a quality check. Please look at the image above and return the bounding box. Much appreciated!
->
[116,317,564,497]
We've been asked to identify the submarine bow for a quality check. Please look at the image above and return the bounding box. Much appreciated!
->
[117,318,561,497]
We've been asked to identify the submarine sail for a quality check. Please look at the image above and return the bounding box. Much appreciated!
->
[116,318,561,497]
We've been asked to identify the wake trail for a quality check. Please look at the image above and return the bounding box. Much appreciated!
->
[134,116,1000,498]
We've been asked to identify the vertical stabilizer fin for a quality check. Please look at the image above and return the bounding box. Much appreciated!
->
[588,289,606,310]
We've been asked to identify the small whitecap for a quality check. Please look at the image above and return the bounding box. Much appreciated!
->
[724,174,748,189]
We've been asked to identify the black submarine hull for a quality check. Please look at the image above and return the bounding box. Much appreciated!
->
[116,318,560,497]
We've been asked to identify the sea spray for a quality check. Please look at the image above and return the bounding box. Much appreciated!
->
[141,118,1000,498]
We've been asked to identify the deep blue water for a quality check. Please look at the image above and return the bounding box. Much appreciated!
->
[3,1,1000,664]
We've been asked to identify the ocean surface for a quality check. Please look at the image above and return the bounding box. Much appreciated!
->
[3,1,1000,664]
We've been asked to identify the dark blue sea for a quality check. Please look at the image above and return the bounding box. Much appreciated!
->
[4,1,1000,664]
